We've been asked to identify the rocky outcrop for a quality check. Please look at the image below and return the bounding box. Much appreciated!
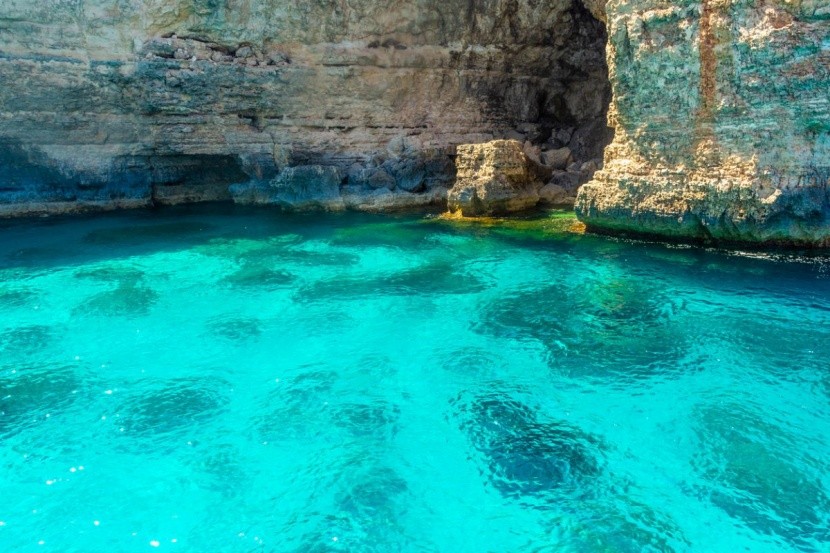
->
[577,0,830,246]
[448,140,542,216]
[0,0,611,216]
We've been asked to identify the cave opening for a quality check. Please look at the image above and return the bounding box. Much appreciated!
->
[491,0,614,192]
[540,0,613,164]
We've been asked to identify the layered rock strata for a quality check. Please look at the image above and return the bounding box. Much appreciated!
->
[0,0,611,216]
[576,0,830,246]
[448,140,541,216]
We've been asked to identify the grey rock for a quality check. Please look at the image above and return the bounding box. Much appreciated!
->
[541,147,572,170]
[580,160,599,173]
[549,170,582,192]
[522,141,542,165]
[554,127,574,147]
[360,168,396,190]
[235,46,254,59]
[383,157,425,193]
[538,183,573,205]
[569,119,614,164]
[505,130,526,142]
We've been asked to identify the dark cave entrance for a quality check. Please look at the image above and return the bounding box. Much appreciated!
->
[491,0,613,186]
[540,1,613,165]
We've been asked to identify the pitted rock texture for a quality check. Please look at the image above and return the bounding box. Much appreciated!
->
[448,140,542,216]
[0,0,610,216]
[576,0,830,246]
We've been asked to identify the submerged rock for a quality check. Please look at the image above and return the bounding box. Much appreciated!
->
[0,362,81,438]
[451,390,604,501]
[447,140,542,216]
[692,402,830,548]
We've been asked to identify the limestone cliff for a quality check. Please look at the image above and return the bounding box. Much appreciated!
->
[576,0,830,246]
[0,0,610,215]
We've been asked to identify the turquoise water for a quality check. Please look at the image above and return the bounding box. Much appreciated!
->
[1,205,830,552]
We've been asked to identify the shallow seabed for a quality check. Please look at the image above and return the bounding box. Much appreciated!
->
[1,205,829,552]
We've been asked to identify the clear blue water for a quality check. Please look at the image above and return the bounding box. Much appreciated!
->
[1,205,830,552]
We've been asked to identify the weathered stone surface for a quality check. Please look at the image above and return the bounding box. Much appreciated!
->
[538,183,572,206]
[542,147,573,170]
[577,0,830,246]
[0,0,610,216]
[231,165,344,210]
[447,140,542,216]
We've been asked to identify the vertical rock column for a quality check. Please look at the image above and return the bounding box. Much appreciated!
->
[577,0,830,246]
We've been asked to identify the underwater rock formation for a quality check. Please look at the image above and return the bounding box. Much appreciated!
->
[577,0,830,246]
[0,0,610,216]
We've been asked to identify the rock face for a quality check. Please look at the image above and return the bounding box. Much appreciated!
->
[0,0,611,216]
[448,140,542,216]
[576,0,830,246]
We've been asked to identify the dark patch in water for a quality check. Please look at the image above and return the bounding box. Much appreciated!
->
[475,278,688,383]
[0,286,36,307]
[0,324,53,354]
[333,462,410,551]
[189,442,249,498]
[285,461,410,552]
[221,264,296,288]
[451,390,603,502]
[0,362,80,437]
[329,221,433,249]
[255,367,338,442]
[83,221,215,246]
[76,283,159,316]
[196,236,359,268]
[207,316,263,341]
[117,377,228,439]
[441,349,505,379]
[692,403,830,549]
[337,464,409,520]
[295,260,486,302]
[553,497,690,552]
[332,400,401,440]
[73,263,159,316]
[715,314,830,379]
[74,265,146,285]
[274,249,361,267]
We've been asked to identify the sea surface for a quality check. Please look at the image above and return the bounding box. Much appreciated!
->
[1,205,829,552]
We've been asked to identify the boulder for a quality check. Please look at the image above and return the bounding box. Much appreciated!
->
[580,159,600,174]
[542,147,572,170]
[522,141,542,165]
[538,183,572,205]
[550,170,582,192]
[447,140,541,216]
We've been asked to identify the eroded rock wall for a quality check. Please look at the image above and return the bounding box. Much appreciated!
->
[577,0,830,246]
[0,0,611,215]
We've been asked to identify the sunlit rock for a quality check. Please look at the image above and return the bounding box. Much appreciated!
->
[577,0,830,246]
[447,140,542,216]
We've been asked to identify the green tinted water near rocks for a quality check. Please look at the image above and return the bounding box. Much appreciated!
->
[1,205,829,552]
